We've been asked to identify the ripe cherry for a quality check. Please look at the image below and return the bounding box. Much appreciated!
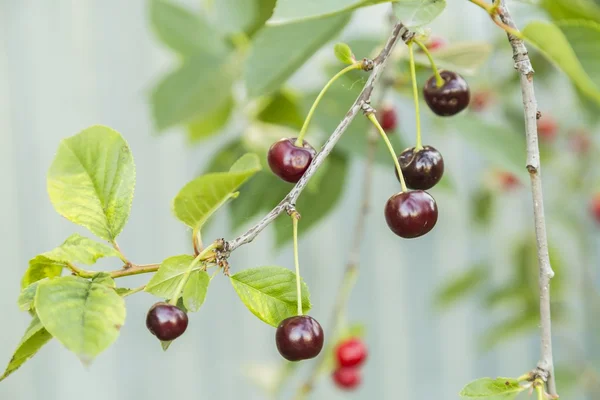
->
[537,115,557,143]
[496,171,520,192]
[275,315,324,361]
[423,70,470,117]
[267,138,316,183]
[396,146,444,190]
[384,191,438,238]
[591,193,600,225]
[335,338,368,368]
[426,37,446,51]
[146,302,189,341]
[332,367,361,390]
[380,107,398,132]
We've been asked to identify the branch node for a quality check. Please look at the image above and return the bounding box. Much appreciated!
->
[532,365,551,383]
[527,165,538,174]
[536,111,542,120]
[361,58,374,71]
[285,204,300,219]
[361,102,375,116]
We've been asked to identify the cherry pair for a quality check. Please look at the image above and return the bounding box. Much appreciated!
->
[332,338,368,390]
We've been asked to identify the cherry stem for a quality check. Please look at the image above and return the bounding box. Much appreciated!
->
[121,284,146,298]
[366,113,408,192]
[407,41,423,151]
[111,240,132,267]
[168,242,218,306]
[295,63,363,147]
[535,382,545,400]
[468,0,524,39]
[413,39,444,88]
[192,228,203,256]
[292,214,303,316]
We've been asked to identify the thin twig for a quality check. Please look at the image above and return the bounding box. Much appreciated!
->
[224,21,414,255]
[496,1,557,396]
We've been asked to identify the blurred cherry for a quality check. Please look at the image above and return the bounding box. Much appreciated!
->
[537,115,558,143]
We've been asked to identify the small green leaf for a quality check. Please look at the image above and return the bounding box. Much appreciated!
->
[334,42,355,64]
[245,14,350,97]
[269,0,393,24]
[18,281,44,311]
[256,89,305,130]
[434,265,488,309]
[35,275,126,363]
[472,189,495,226]
[522,20,600,106]
[186,97,234,143]
[182,270,210,312]
[412,41,492,75]
[392,0,447,29]
[172,153,261,230]
[149,0,228,56]
[230,266,311,326]
[145,255,197,299]
[214,0,277,36]
[0,316,52,382]
[21,256,64,290]
[460,377,525,399]
[115,287,136,297]
[47,126,136,241]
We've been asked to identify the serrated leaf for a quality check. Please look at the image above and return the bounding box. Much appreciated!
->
[145,255,197,299]
[150,0,228,56]
[334,42,355,64]
[412,41,492,76]
[182,270,210,312]
[392,0,447,29]
[460,377,525,399]
[173,153,261,229]
[435,265,488,309]
[34,275,126,363]
[151,51,237,131]
[230,266,311,326]
[0,316,52,382]
[186,96,234,143]
[522,20,600,106]
[269,0,393,25]
[245,14,350,97]
[47,126,135,241]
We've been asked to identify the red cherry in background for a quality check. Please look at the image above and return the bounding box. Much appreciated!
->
[332,367,361,390]
[335,338,368,368]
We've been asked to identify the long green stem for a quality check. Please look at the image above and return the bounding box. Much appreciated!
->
[292,215,303,316]
[407,42,423,151]
[367,113,408,192]
[535,382,545,400]
[295,63,363,146]
[121,285,146,298]
[168,243,218,306]
[414,39,444,87]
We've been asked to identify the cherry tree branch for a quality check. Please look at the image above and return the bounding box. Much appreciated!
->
[495,1,557,395]
[223,21,414,255]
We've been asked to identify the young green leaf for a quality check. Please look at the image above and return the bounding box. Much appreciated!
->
[411,41,492,76]
[392,0,447,29]
[47,126,135,241]
[18,280,45,311]
[145,255,197,299]
[230,266,311,326]
[522,20,600,106]
[21,256,65,290]
[434,265,488,309]
[34,275,126,364]
[172,153,261,230]
[182,270,210,312]
[245,14,350,97]
[268,0,393,25]
[0,316,52,382]
[460,377,525,399]
[214,0,277,37]
[333,42,355,65]
[256,89,305,130]
[186,97,234,143]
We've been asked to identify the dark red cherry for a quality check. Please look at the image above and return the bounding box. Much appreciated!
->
[384,191,438,238]
[423,70,470,116]
[591,193,600,225]
[146,302,189,341]
[267,138,316,183]
[335,338,368,368]
[396,146,444,190]
[380,107,397,132]
[275,315,324,361]
[332,367,362,390]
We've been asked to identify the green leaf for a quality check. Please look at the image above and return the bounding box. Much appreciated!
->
[541,0,600,23]
[481,312,539,350]
[18,281,44,311]
[151,52,237,130]
[35,275,126,363]
[145,255,197,299]
[172,153,261,230]
[149,0,228,56]
[334,42,355,64]
[460,377,525,399]
[434,265,488,309]
[47,126,136,241]
[186,96,234,143]
[230,266,311,326]
[0,316,52,382]
[558,20,600,89]
[21,256,65,289]
[245,14,350,97]
[269,0,393,24]
[182,270,210,312]
[412,41,492,76]
[255,89,305,130]
[522,20,600,106]
[215,0,277,36]
[472,189,495,226]
[392,0,447,29]
[274,152,348,247]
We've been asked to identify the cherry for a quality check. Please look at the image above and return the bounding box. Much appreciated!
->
[423,70,470,117]
[470,90,494,112]
[335,338,368,368]
[537,115,557,142]
[332,367,361,390]
[267,138,316,183]
[496,171,520,192]
[425,37,446,51]
[146,302,189,341]
[384,191,438,238]
[591,193,600,225]
[380,107,398,133]
[396,146,444,190]
[275,315,324,361]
